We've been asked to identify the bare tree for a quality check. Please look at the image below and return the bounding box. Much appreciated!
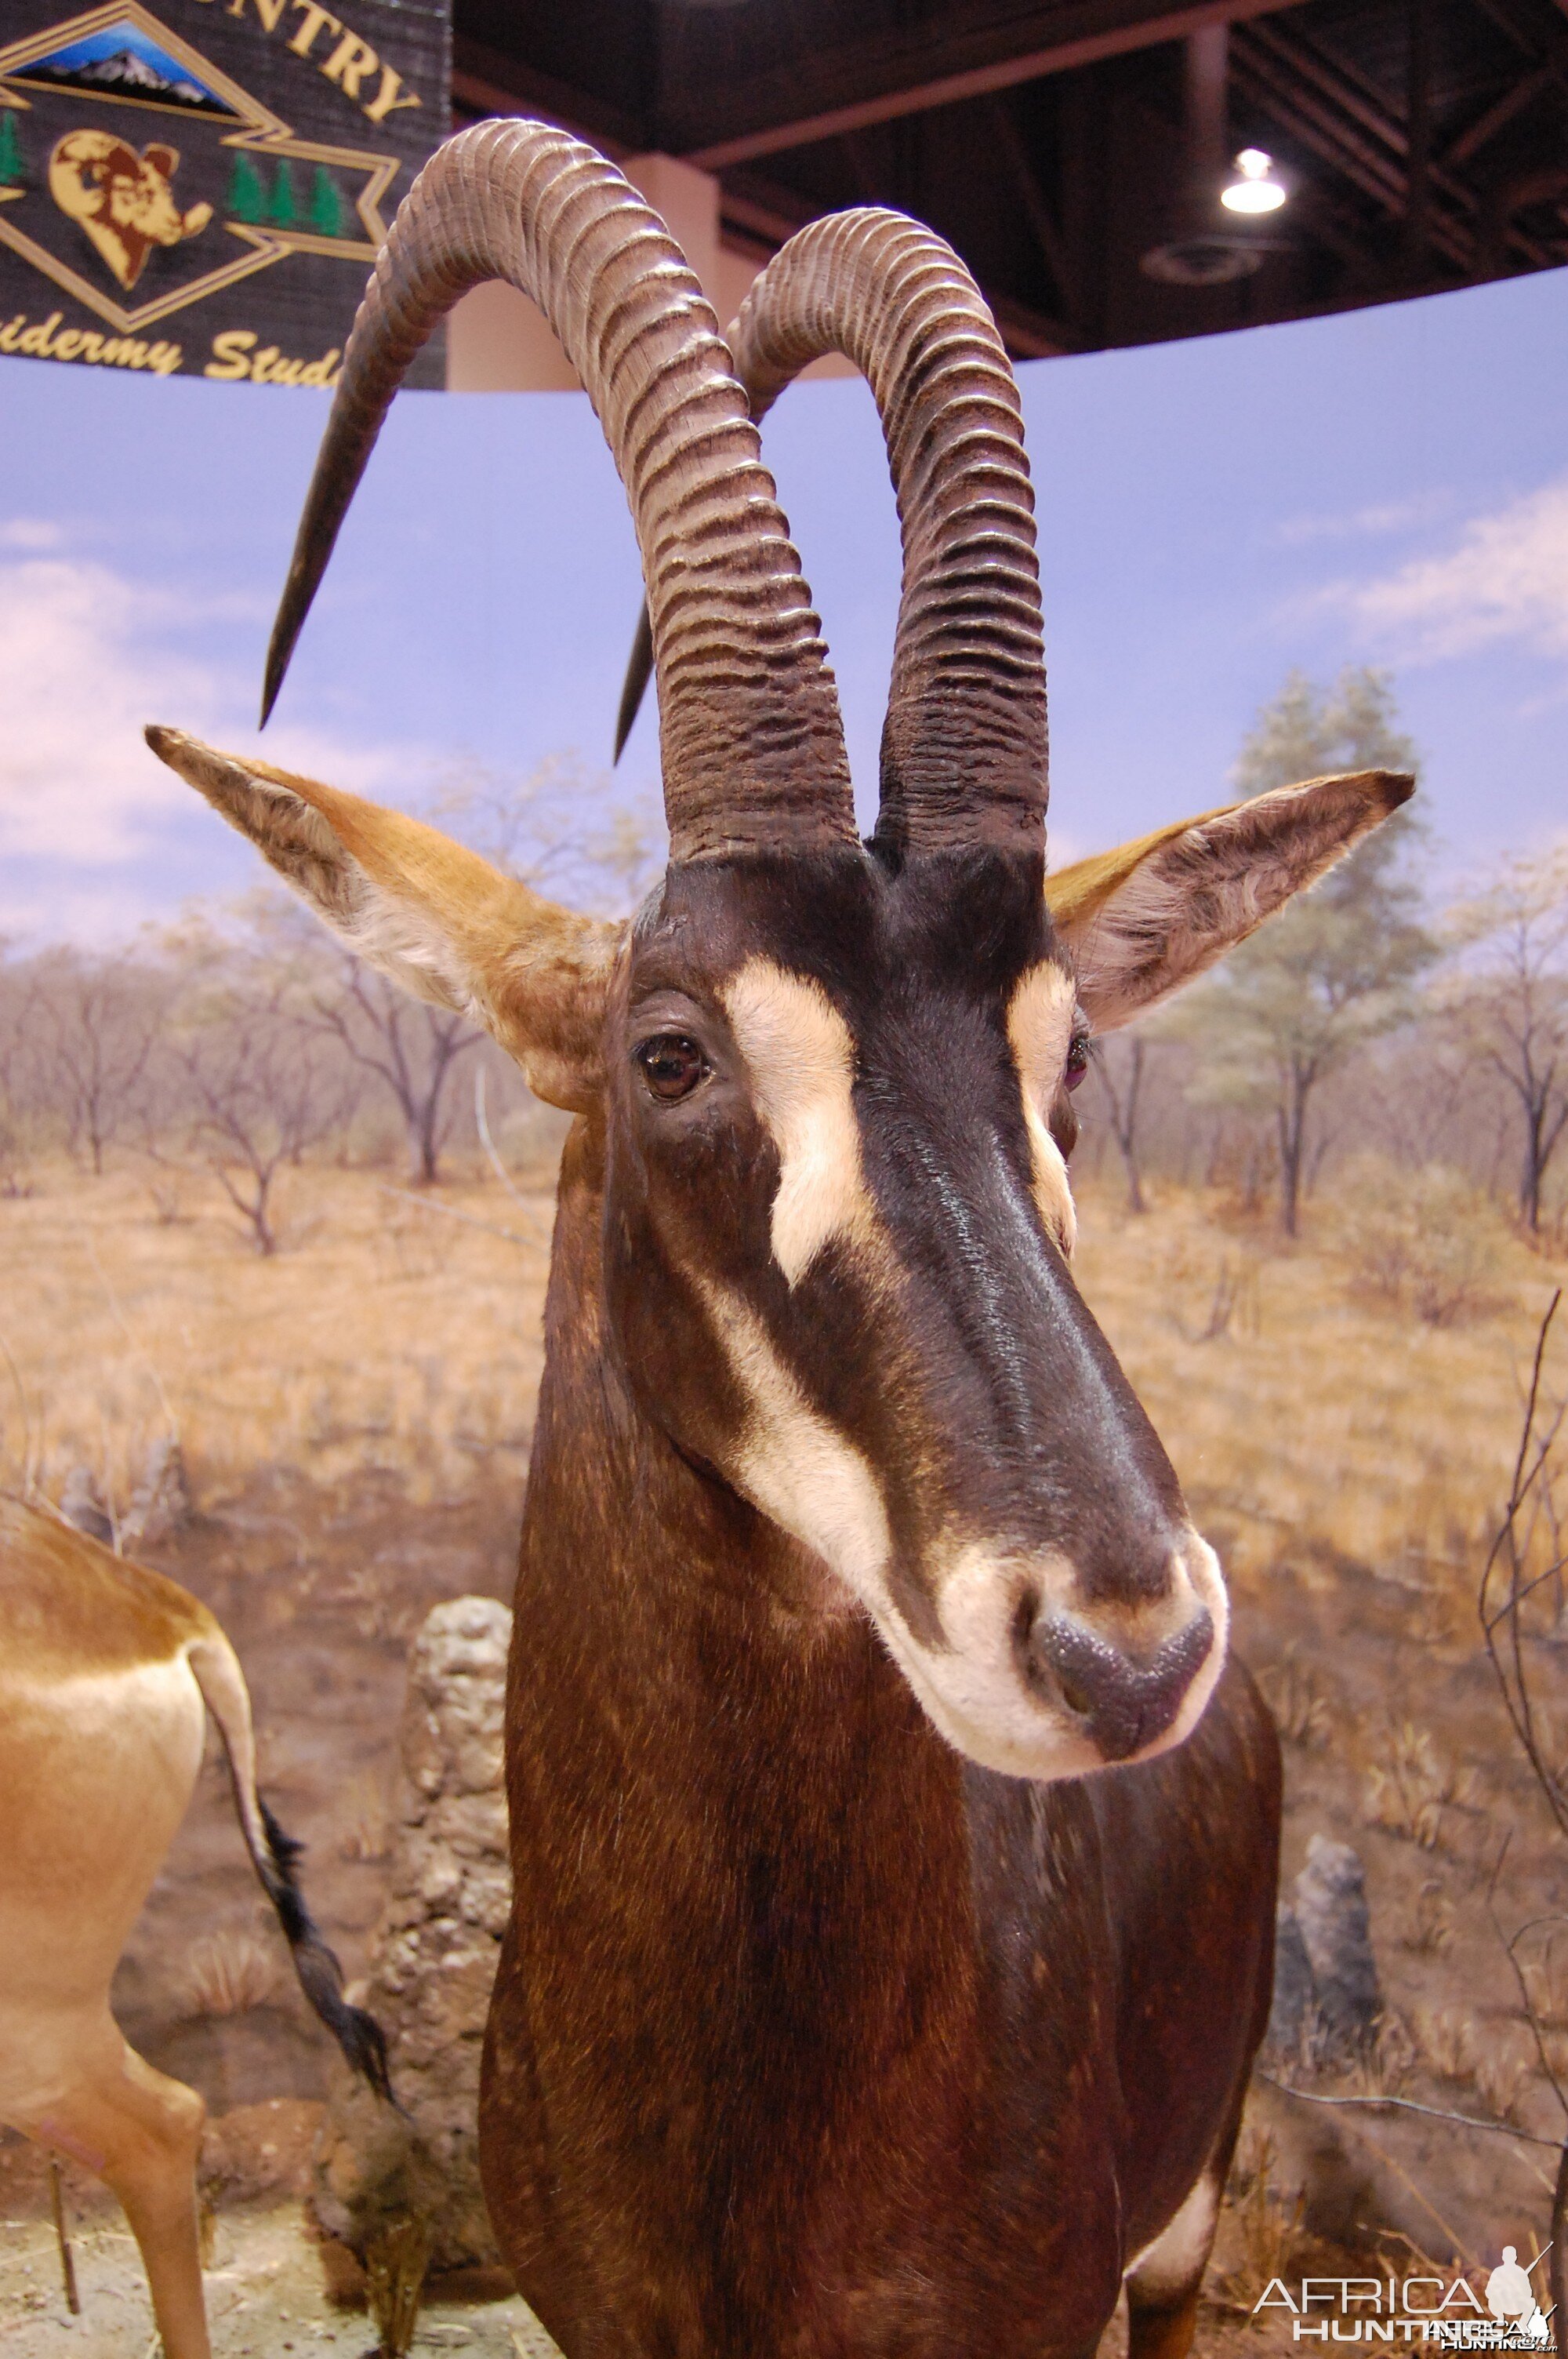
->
[27,946,169,1176]
[175,951,354,1255]
[1446,846,1568,1234]
[1091,1035,1150,1213]
[425,750,663,913]
[310,960,480,1187]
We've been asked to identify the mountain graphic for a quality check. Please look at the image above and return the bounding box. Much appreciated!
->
[13,22,237,118]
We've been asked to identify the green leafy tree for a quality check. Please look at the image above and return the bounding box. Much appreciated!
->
[266,158,298,230]
[307,164,347,238]
[0,108,26,189]
[226,151,266,224]
[1160,667,1435,1235]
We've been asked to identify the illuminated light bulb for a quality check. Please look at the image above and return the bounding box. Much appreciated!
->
[1221,148,1287,213]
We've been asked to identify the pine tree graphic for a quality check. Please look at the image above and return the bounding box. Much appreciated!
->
[266,158,298,229]
[307,164,347,239]
[226,151,266,224]
[0,107,27,190]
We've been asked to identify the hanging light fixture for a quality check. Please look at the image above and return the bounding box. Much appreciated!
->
[1221,149,1288,213]
[1142,31,1284,284]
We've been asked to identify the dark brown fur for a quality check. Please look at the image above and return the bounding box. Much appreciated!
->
[481,1109,1279,2358]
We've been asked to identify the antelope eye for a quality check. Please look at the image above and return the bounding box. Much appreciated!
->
[1065,1033,1091,1091]
[636,1033,709,1102]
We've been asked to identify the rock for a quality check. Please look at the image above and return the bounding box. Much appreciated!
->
[58,1465,113,1545]
[125,1436,191,1545]
[312,1596,512,2272]
[1293,1834,1381,2060]
[1264,1903,1315,2066]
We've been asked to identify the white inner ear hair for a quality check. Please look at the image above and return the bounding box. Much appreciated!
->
[721,958,877,1288]
[209,757,481,1025]
[1070,849,1265,1033]
[1067,780,1391,1034]
[1006,965,1078,1256]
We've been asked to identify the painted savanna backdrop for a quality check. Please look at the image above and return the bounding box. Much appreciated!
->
[2,261,1566,2348]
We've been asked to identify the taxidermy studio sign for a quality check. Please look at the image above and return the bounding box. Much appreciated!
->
[0,0,449,384]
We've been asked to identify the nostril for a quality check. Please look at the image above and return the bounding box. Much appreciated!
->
[1053,1665,1097,1720]
[1026,1606,1214,1761]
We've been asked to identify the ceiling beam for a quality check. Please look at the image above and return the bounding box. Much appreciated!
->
[451,35,644,156]
[1444,59,1556,165]
[715,169,1083,358]
[985,95,1077,316]
[673,0,1306,169]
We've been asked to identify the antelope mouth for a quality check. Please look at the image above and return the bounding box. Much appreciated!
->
[1020,1601,1217,1762]
[869,1534,1230,1783]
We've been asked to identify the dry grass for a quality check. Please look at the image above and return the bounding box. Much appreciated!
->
[176,1928,281,2019]
[2,1158,1558,1581]
[1359,1722,1479,1850]
[1217,2127,1304,2315]
[1404,1880,1457,1956]
[1341,2012,1419,2098]
[1474,2039,1536,2123]
[1517,1931,1568,2030]
[1255,1648,1333,1750]
[1072,1174,1560,1601]
[1411,2001,1477,2083]
[1334,1161,1506,1329]
[0,1160,553,1514]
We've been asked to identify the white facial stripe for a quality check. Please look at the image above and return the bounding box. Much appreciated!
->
[721,959,875,1287]
[699,1278,893,1594]
[697,1285,1131,1780]
[1006,964,1078,1256]
[699,1261,1228,1783]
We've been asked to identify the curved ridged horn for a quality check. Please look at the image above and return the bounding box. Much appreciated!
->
[264,120,856,864]
[616,209,1047,855]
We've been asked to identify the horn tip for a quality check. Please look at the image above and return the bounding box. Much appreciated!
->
[260,638,288,730]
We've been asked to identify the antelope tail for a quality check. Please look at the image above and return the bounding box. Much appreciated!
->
[187,1632,393,2103]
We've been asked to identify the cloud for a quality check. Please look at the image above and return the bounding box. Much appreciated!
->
[0,543,412,870]
[0,518,64,551]
[1333,473,1568,665]
[1275,493,1452,547]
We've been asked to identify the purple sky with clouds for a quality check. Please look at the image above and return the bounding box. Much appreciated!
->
[1,262,1563,940]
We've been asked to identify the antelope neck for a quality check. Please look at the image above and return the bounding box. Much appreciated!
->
[503,1146,1131,2345]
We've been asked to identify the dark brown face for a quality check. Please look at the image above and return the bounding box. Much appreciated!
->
[602,844,1226,1781]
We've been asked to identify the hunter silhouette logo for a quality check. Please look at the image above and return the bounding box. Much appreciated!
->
[0,3,405,334]
[1482,2249,1552,2348]
[48,127,211,290]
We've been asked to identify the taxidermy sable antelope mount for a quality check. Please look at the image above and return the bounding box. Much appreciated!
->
[147,120,1412,2359]
[0,1496,388,2359]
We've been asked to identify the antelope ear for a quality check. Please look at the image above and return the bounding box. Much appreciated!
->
[146,725,622,1111]
[1045,769,1414,1034]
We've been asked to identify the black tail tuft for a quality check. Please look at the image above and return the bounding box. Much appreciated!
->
[257,1796,394,2105]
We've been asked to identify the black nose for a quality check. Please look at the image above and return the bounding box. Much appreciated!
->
[1026,1607,1214,1761]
